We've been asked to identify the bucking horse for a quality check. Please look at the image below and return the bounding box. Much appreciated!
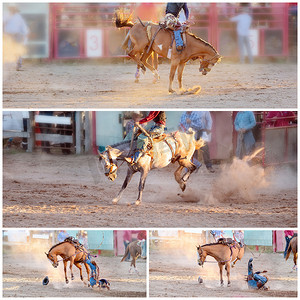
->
[98,126,204,205]
[197,239,245,286]
[115,8,221,93]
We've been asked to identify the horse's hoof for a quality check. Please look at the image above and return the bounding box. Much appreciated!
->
[227,283,231,287]
[80,276,83,281]
[134,79,139,83]
[71,275,74,280]
[180,184,186,192]
[135,200,141,206]
[66,280,69,284]
[112,199,119,205]
[220,282,224,287]
[169,89,175,94]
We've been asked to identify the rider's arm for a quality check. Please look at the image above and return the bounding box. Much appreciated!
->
[183,3,189,20]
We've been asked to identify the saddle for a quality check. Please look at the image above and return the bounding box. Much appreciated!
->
[64,237,84,250]
[217,238,236,247]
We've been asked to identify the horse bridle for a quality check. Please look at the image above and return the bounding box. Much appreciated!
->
[199,54,219,74]
[103,148,118,176]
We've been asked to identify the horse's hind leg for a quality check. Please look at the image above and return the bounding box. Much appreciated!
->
[74,262,83,281]
[83,262,90,281]
[112,168,135,204]
[180,159,197,183]
[174,165,186,191]
[63,261,69,284]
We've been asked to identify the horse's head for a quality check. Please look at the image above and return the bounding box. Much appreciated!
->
[45,252,59,268]
[196,245,206,267]
[98,147,122,182]
[199,54,222,75]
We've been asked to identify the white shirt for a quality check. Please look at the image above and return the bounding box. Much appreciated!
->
[4,13,29,36]
[230,13,252,36]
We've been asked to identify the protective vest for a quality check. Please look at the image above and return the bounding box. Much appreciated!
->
[166,3,186,17]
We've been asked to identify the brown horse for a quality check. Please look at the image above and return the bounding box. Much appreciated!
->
[45,241,90,284]
[115,9,221,93]
[197,241,244,286]
[286,236,297,270]
[121,240,142,274]
[98,129,204,205]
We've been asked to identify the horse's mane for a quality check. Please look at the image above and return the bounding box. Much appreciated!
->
[187,32,218,54]
[200,242,221,247]
[48,241,71,252]
[109,140,131,148]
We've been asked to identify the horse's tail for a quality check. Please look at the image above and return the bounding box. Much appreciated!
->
[286,242,292,261]
[121,245,130,262]
[195,138,205,150]
[115,8,134,28]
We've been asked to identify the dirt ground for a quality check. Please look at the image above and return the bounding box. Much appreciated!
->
[3,61,297,109]
[3,152,297,228]
[149,244,297,297]
[3,244,146,297]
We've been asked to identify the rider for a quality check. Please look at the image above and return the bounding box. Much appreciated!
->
[165,3,189,51]
[124,111,166,166]
[246,258,269,290]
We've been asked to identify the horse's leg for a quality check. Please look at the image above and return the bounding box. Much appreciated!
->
[135,168,149,206]
[180,158,197,183]
[112,168,135,204]
[74,262,83,281]
[63,261,69,284]
[135,65,141,83]
[141,51,160,83]
[128,49,146,72]
[174,165,186,192]
[70,258,75,280]
[83,262,90,281]
[218,263,224,286]
[168,60,179,93]
[133,257,139,274]
[177,62,186,92]
[231,257,238,268]
[226,262,231,286]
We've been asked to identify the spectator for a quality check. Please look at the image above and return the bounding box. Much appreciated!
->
[284,230,295,258]
[3,4,29,71]
[57,230,69,242]
[234,111,256,159]
[233,230,245,246]
[230,6,253,64]
[210,230,224,242]
[266,111,296,127]
[179,111,214,173]
[138,230,147,259]
[124,111,142,140]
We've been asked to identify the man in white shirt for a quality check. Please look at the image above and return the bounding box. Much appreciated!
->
[4,4,29,70]
[230,6,253,64]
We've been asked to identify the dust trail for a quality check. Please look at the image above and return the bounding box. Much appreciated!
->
[211,149,269,202]
[3,35,26,63]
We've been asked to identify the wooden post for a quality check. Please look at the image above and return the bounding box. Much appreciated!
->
[27,112,35,152]
[75,112,82,154]
[84,111,91,153]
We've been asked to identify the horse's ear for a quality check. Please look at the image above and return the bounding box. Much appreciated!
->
[45,252,48,256]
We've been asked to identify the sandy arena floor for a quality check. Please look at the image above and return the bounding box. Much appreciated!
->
[149,244,297,297]
[3,244,146,297]
[3,152,297,228]
[3,61,297,109]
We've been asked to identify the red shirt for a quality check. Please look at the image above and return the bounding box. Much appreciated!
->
[139,111,165,126]
[266,111,296,127]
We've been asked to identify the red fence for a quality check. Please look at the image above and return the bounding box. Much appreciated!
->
[49,3,295,59]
